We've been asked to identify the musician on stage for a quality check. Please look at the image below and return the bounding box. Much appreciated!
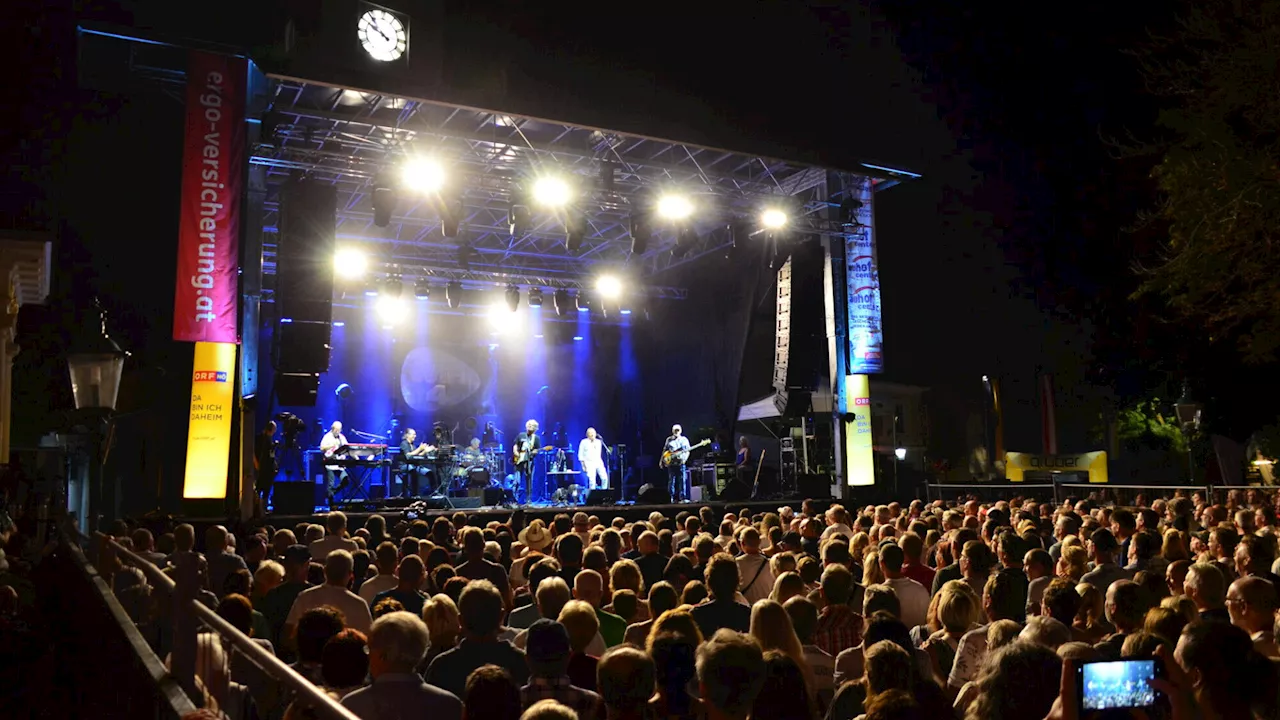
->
[664,424,692,502]
[320,421,352,503]
[578,427,609,490]
[512,419,542,504]
[736,436,752,486]
[253,420,279,513]
[398,428,434,498]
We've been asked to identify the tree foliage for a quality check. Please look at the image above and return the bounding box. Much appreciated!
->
[1133,1,1280,363]
[1114,397,1188,454]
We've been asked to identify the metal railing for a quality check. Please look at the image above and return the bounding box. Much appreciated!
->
[924,479,1218,506]
[88,532,359,720]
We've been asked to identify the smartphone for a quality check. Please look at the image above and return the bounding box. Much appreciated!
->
[1077,658,1161,711]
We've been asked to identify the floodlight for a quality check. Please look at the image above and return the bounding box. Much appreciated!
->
[532,176,572,206]
[334,248,367,279]
[384,276,403,299]
[375,295,408,325]
[528,287,544,307]
[657,194,693,220]
[553,288,570,316]
[488,302,522,335]
[414,280,431,300]
[761,208,788,229]
[505,285,520,312]
[446,280,463,309]
[402,158,446,193]
[596,275,622,299]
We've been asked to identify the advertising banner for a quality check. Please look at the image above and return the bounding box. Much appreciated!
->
[183,342,238,499]
[845,374,875,486]
[173,51,245,343]
[847,230,883,374]
[1005,451,1108,484]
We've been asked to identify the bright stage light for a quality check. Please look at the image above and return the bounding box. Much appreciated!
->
[532,176,572,206]
[335,248,367,279]
[375,295,408,325]
[596,275,622,299]
[761,208,788,229]
[402,158,446,193]
[657,194,693,220]
[488,302,523,335]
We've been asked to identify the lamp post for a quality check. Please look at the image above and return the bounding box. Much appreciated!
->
[894,446,906,499]
[66,299,125,531]
[1174,382,1202,486]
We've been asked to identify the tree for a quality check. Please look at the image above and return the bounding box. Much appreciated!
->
[1133,1,1280,363]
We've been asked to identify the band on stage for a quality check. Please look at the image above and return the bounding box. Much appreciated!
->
[254,414,744,512]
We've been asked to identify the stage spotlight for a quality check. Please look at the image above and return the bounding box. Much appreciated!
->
[441,201,462,239]
[532,175,572,206]
[375,294,408,325]
[840,197,864,226]
[508,203,530,236]
[334,248,367,279]
[576,293,591,312]
[761,208,788,229]
[553,288,570,316]
[657,194,693,221]
[446,280,463,309]
[596,275,622,299]
[565,214,586,253]
[414,279,431,300]
[384,276,404,299]
[372,186,395,227]
[505,284,520,312]
[629,215,649,255]
[335,383,354,400]
[488,302,522,335]
[364,281,380,297]
[402,157,445,193]
[528,287,544,307]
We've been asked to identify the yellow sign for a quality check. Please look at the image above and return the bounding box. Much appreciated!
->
[1006,451,1108,484]
[183,342,237,499]
[845,374,875,486]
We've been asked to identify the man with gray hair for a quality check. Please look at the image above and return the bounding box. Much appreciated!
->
[1185,562,1230,623]
[696,630,765,720]
[342,611,462,719]
[285,549,372,635]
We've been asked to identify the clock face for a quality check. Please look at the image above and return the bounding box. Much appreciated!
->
[357,9,407,62]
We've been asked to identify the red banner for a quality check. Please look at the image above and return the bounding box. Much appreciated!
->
[173,51,245,343]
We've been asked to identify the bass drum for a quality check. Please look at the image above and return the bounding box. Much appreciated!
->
[467,466,491,488]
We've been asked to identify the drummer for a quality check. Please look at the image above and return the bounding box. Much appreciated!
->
[465,438,484,461]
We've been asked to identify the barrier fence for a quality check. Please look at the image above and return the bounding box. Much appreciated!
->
[924,480,1220,506]
[71,529,359,720]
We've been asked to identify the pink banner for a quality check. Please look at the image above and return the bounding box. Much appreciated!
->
[173,51,244,343]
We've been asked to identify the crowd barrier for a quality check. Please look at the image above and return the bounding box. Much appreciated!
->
[78,530,359,720]
[924,480,1219,506]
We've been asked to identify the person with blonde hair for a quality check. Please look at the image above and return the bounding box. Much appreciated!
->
[419,593,459,669]
[770,571,808,605]
[606,559,648,620]
[645,608,704,652]
[558,600,602,691]
[1058,544,1088,582]
[921,580,980,685]
[1073,582,1113,644]
[749,600,814,699]
[862,548,885,586]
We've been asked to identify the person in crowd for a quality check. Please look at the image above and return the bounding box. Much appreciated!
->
[372,554,428,616]
[519,619,602,719]
[420,593,460,670]
[341,612,462,720]
[1023,548,1053,617]
[1081,528,1132,593]
[310,512,359,561]
[510,558,563,629]
[920,580,981,685]
[286,550,373,638]
[596,646,654,720]
[623,581,678,647]
[260,545,316,657]
[648,630,703,720]
[1184,562,1230,622]
[961,641,1060,720]
[812,564,863,656]
[994,532,1029,623]
[691,554,752,639]
[632,531,669,593]
[425,580,527,698]
[1094,580,1150,659]
[321,628,369,698]
[696,630,765,720]
[1226,575,1280,658]
[291,606,346,686]
[1166,558,1192,597]
[878,543,929,628]
[736,527,776,605]
[463,664,523,720]
[572,570,625,648]
[783,596,834,704]
[1018,615,1071,651]
[1073,582,1114,644]
[207,525,248,598]
[457,526,514,612]
[750,651,816,720]
[558,599,601,691]
[947,569,1023,691]
[359,542,400,606]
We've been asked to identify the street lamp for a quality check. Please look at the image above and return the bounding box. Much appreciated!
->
[67,300,125,412]
[1174,382,1202,485]
[894,447,907,461]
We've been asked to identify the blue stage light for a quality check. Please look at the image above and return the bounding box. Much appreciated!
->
[573,336,584,341]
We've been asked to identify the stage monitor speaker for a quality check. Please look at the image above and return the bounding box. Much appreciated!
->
[720,478,753,502]
[275,372,320,406]
[798,473,833,499]
[636,483,669,505]
[276,180,337,324]
[585,489,618,506]
[272,481,319,515]
[273,320,332,373]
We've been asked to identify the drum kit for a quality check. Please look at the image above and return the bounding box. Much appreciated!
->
[441,441,511,494]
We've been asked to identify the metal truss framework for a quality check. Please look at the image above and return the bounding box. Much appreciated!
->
[256,78,893,296]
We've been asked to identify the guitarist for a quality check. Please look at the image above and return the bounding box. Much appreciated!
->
[319,420,352,504]
[663,424,692,502]
[512,419,542,504]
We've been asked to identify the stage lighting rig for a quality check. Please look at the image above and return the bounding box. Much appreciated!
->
[508,203,530,236]
[596,275,622,299]
[372,185,395,227]
[657,194,693,221]
[414,279,431,300]
[505,285,520,312]
[402,157,445,194]
[553,288,570,316]
[761,208,788,229]
[446,280,464,309]
[334,248,367,279]
[441,200,463,239]
[629,214,649,256]
[840,197,864,227]
[533,175,572,206]
[364,281,380,297]
[375,295,408,325]
[528,287,544,307]
[576,293,591,312]
[384,276,404,299]
[565,214,586,253]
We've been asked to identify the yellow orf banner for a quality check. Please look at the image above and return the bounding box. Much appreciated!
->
[183,342,237,499]
[845,374,875,486]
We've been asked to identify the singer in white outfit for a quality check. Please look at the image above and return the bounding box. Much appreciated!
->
[577,427,609,489]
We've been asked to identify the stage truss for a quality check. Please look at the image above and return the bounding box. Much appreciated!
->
[253,77,910,300]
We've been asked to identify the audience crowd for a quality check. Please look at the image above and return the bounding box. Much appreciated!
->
[91,488,1280,720]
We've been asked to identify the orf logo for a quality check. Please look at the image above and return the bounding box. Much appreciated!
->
[854,397,871,406]
[193,371,228,382]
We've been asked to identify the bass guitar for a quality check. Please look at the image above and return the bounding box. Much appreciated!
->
[660,438,711,469]
[513,444,556,467]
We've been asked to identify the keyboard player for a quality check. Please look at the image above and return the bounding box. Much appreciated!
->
[320,421,352,503]
[398,428,436,498]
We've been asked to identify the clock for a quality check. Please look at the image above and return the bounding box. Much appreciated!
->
[357,7,407,62]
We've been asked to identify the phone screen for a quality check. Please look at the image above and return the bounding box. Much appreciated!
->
[1079,659,1157,710]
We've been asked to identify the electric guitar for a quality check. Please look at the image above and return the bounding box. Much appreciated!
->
[513,443,555,467]
[660,438,711,468]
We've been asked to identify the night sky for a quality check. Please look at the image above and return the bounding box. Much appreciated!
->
[7,1,1256,474]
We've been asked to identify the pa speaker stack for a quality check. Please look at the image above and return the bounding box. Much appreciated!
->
[273,181,336,406]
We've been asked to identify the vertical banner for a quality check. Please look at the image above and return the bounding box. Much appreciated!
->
[173,51,245,343]
[845,374,875,486]
[846,183,883,373]
[1041,373,1058,455]
[184,342,238,499]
